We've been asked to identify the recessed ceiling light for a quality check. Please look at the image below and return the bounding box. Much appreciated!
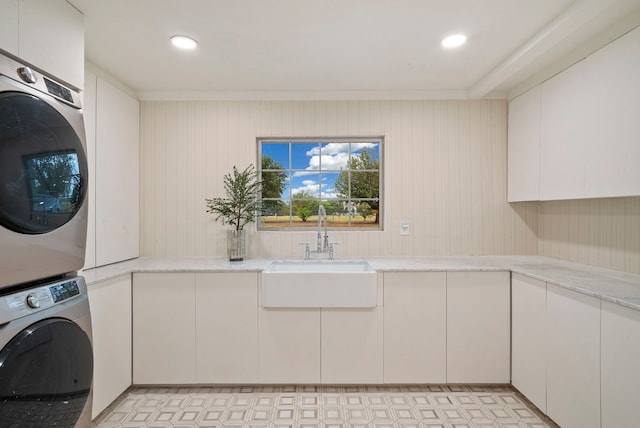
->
[170,35,198,50]
[442,34,467,48]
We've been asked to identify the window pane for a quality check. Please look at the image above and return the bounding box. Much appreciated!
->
[292,172,320,198]
[260,199,290,228]
[262,143,290,169]
[292,143,318,170]
[319,142,350,171]
[320,172,340,199]
[262,171,289,199]
[349,171,380,200]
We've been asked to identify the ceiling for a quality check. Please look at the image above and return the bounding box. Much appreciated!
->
[68,0,640,100]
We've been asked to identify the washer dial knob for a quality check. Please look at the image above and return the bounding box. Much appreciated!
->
[26,293,41,309]
[18,66,37,84]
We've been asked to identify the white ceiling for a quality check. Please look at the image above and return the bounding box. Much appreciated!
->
[68,0,640,100]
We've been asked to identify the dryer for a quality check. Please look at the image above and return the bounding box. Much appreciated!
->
[0,275,93,427]
[0,50,88,289]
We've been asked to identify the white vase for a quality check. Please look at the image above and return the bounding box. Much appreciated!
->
[227,229,245,261]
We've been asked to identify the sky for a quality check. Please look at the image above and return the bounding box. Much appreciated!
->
[261,141,379,200]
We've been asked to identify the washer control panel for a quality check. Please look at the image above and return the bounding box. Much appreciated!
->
[1,277,83,322]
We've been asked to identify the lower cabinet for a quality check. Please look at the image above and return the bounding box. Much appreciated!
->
[383,272,447,383]
[258,308,321,383]
[88,275,132,419]
[511,273,547,412]
[601,301,640,428]
[447,271,511,383]
[546,284,600,428]
[195,273,258,383]
[321,307,383,384]
[133,273,196,384]
[133,272,259,385]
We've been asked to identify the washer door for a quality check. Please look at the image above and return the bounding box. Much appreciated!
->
[0,91,88,234]
[0,318,93,427]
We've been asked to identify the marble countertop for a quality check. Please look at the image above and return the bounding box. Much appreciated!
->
[81,255,640,312]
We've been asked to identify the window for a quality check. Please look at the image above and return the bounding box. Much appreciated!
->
[258,137,383,230]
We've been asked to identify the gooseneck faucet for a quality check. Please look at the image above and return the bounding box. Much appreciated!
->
[299,204,338,260]
[317,204,328,252]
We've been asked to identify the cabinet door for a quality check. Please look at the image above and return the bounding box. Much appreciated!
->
[83,70,97,269]
[258,308,320,383]
[18,0,84,88]
[195,273,258,383]
[0,0,19,55]
[95,78,139,266]
[546,284,600,428]
[133,273,196,384]
[447,271,510,383]
[511,273,546,412]
[540,59,589,200]
[585,26,640,198]
[88,275,132,418]
[321,306,383,384]
[508,86,541,202]
[601,301,640,428]
[383,272,446,383]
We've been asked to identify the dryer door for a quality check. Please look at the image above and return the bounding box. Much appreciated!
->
[0,91,88,234]
[0,318,93,427]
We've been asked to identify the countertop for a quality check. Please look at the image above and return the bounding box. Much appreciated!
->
[81,255,640,312]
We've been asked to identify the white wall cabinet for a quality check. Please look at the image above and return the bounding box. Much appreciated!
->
[195,273,258,383]
[0,0,83,88]
[508,25,640,201]
[0,1,19,55]
[511,273,547,413]
[87,275,132,419]
[546,284,600,428]
[601,301,640,428]
[584,27,640,198]
[258,308,321,383]
[132,273,196,384]
[383,272,447,383]
[447,271,511,383]
[507,86,540,202]
[321,277,384,384]
[539,59,589,200]
[83,70,140,269]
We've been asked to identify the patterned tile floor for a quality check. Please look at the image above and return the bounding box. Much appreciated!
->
[91,384,559,428]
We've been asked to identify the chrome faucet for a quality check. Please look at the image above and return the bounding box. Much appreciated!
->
[299,204,337,259]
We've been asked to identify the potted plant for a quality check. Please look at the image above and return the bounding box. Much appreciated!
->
[205,164,262,261]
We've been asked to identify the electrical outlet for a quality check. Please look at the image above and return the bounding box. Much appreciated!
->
[400,220,410,235]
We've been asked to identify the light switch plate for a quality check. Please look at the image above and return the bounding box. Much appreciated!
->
[400,219,410,235]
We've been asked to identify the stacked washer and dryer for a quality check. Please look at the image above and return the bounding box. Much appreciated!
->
[0,50,93,427]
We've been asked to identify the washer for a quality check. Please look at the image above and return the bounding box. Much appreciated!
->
[0,276,93,428]
[0,49,88,289]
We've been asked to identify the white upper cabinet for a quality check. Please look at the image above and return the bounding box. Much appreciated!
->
[0,1,20,54]
[584,27,640,198]
[508,86,541,202]
[0,0,84,89]
[95,78,140,266]
[539,59,589,200]
[507,25,640,201]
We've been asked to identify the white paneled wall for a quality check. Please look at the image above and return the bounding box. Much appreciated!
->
[539,198,640,274]
[139,100,539,259]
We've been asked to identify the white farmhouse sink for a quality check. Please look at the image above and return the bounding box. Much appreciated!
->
[261,260,377,308]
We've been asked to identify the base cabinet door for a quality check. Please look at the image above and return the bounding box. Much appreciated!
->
[601,301,640,428]
[546,284,600,428]
[447,271,510,383]
[258,308,320,383]
[195,273,258,383]
[321,307,383,384]
[511,273,547,413]
[88,275,132,419]
[133,273,196,384]
[383,272,446,383]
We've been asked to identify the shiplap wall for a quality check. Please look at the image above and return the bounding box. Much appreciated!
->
[139,99,538,259]
[539,198,640,274]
